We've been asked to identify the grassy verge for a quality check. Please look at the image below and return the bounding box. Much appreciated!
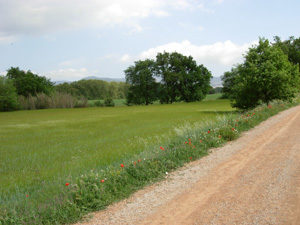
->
[1,99,299,224]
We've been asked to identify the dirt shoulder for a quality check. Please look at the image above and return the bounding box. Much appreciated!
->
[77,105,300,225]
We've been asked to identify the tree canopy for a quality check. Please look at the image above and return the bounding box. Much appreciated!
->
[6,67,54,97]
[125,59,158,105]
[125,52,212,105]
[222,38,300,109]
[0,76,19,111]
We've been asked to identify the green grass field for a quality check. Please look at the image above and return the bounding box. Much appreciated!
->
[0,96,231,193]
[88,94,222,107]
[1,95,298,224]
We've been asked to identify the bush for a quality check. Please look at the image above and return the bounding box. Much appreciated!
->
[94,100,104,107]
[104,98,115,107]
[0,76,19,111]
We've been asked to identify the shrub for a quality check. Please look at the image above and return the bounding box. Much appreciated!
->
[104,98,115,107]
[0,76,19,111]
[94,100,104,107]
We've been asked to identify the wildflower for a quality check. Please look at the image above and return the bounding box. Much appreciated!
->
[133,161,136,166]
[232,128,235,131]
[185,141,188,144]
[26,194,29,197]
[101,179,105,183]
[188,138,191,141]
[189,157,192,160]
[65,183,70,186]
[199,140,202,143]
[165,172,168,175]
[138,159,141,163]
[160,146,165,150]
[121,164,124,168]
[207,130,210,134]
[189,141,191,145]
[218,135,221,138]
[193,145,195,148]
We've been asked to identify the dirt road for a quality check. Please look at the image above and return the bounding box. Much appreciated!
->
[78,106,300,225]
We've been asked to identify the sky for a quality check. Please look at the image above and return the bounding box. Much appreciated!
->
[0,0,299,81]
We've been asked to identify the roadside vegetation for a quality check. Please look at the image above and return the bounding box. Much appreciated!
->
[1,97,299,224]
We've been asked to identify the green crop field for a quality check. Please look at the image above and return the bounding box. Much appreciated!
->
[0,95,233,220]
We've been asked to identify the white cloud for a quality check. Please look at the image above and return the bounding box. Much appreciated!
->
[140,40,257,76]
[0,0,201,39]
[120,54,131,62]
[47,68,90,81]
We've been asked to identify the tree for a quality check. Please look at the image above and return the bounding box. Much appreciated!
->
[273,36,300,70]
[156,52,212,103]
[0,76,19,111]
[226,38,300,109]
[221,66,240,99]
[125,59,158,105]
[6,67,54,96]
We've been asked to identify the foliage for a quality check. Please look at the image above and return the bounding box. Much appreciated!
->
[273,36,300,70]
[223,38,300,109]
[155,52,212,103]
[55,80,129,100]
[0,76,19,111]
[125,59,158,105]
[18,92,87,110]
[1,99,298,224]
[125,52,212,105]
[6,67,54,97]
[104,98,115,107]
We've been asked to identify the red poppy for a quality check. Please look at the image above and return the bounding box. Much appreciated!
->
[207,130,210,134]
[218,135,221,138]
[199,140,202,143]
[65,183,70,186]
[185,141,188,144]
[101,179,105,183]
[160,146,165,150]
[121,164,124,168]
[189,157,192,160]
[133,161,136,166]
[232,128,235,131]
[189,141,191,145]
[26,194,29,197]
[138,159,141,163]
[188,138,191,141]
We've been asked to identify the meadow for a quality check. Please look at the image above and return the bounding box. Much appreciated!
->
[1,94,299,224]
[0,95,231,204]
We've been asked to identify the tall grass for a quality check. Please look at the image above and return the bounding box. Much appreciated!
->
[0,99,298,224]
[18,92,88,110]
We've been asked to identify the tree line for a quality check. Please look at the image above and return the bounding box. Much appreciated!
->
[0,67,129,111]
[55,80,129,100]
[222,36,300,109]
[1,35,299,112]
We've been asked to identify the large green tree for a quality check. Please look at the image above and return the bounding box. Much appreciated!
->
[125,59,158,105]
[273,36,300,70]
[6,67,54,96]
[225,38,300,109]
[156,52,212,103]
[0,76,19,111]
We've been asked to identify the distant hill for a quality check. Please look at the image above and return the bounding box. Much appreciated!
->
[210,76,222,88]
[53,76,125,85]
[81,76,125,82]
[54,76,222,87]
